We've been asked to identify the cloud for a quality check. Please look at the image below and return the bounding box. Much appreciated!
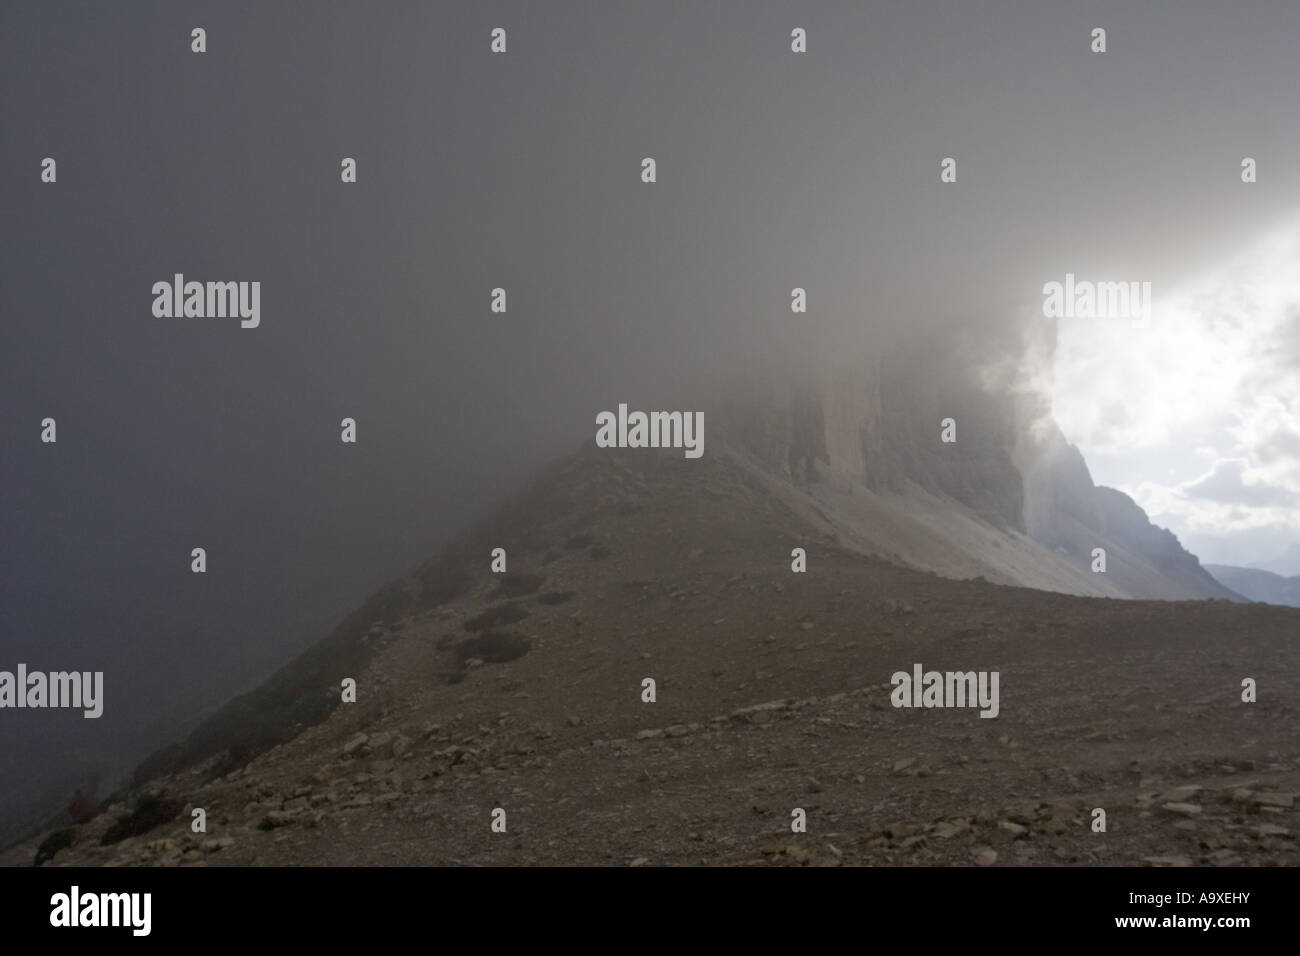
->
[1051,215,1300,557]
[1180,458,1300,508]
[1251,426,1300,464]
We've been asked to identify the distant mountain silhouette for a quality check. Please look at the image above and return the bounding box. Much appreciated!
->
[1247,543,1300,579]
[1205,565,1300,607]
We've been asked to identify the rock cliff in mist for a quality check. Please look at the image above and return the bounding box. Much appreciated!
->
[716,356,1238,601]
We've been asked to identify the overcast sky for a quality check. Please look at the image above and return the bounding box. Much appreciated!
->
[3,0,1299,831]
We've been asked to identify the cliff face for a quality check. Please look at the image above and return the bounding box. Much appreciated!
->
[717,359,1238,601]
[723,357,1025,531]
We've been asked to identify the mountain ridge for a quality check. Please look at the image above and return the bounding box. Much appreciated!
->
[4,353,1267,863]
[8,444,1296,868]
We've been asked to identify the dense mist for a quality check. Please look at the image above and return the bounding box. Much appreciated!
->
[4,0,1300,841]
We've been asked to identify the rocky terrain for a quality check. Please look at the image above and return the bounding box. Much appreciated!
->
[8,446,1297,867]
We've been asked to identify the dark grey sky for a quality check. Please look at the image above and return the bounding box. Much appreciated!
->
[4,0,1300,831]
